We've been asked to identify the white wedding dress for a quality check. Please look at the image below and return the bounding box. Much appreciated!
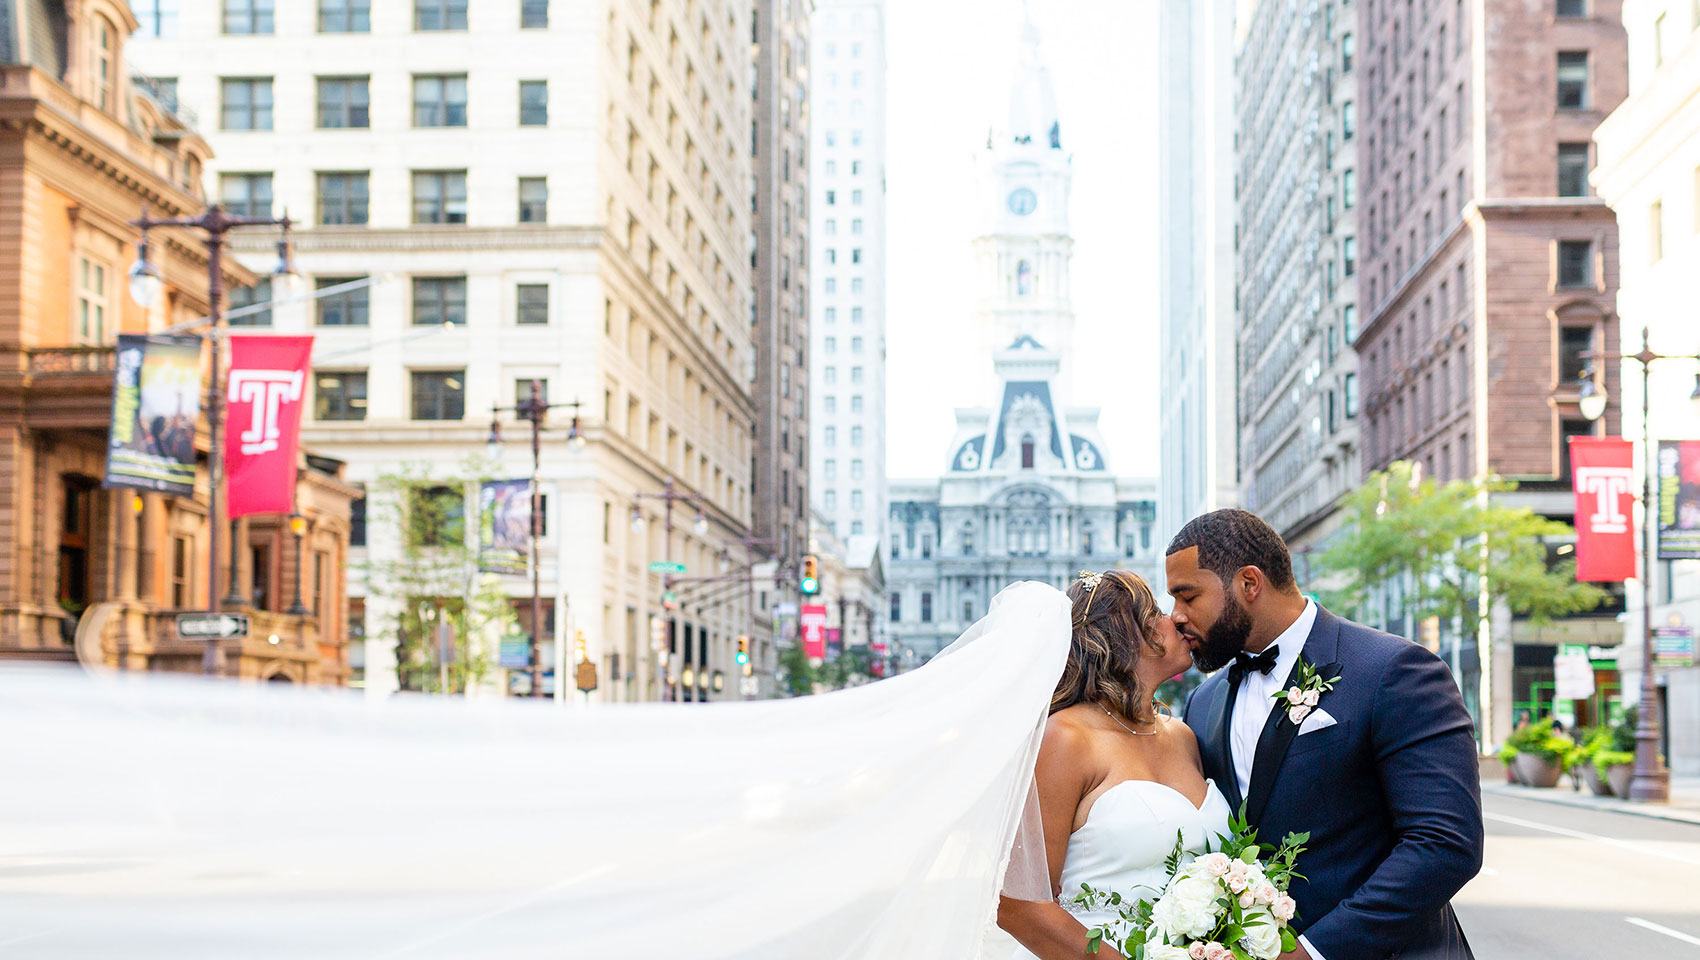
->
[1006,776,1233,959]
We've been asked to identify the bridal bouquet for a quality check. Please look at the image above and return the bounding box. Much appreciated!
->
[1072,809,1308,960]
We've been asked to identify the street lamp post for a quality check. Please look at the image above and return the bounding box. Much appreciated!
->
[286,513,310,616]
[488,381,587,699]
[1579,326,1700,803]
[632,478,713,701]
[128,205,296,676]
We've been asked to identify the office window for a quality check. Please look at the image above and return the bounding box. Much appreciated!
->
[521,0,548,28]
[920,592,932,622]
[516,379,548,408]
[221,78,273,130]
[75,258,106,345]
[1556,0,1586,15]
[852,218,864,234]
[850,277,864,294]
[1342,100,1356,140]
[519,80,548,126]
[1558,326,1594,387]
[890,592,901,622]
[824,458,837,480]
[851,249,863,264]
[411,371,466,420]
[228,279,272,326]
[413,277,467,325]
[1341,32,1354,71]
[824,336,837,353]
[518,177,548,222]
[851,490,863,511]
[316,277,369,326]
[317,172,369,225]
[319,0,370,32]
[1343,237,1357,276]
[415,0,468,30]
[850,395,863,414]
[221,172,272,217]
[824,278,837,294]
[1557,143,1590,197]
[851,189,864,205]
[224,0,273,34]
[516,284,550,324]
[850,425,863,446]
[413,171,468,224]
[824,367,837,385]
[135,0,179,37]
[851,336,863,354]
[825,218,837,236]
[1558,240,1593,286]
[824,395,838,414]
[1342,168,1356,208]
[851,307,863,323]
[414,75,469,127]
[824,490,837,510]
[315,371,367,420]
[1344,373,1359,418]
[1557,52,1589,109]
[317,77,370,128]
[824,307,836,323]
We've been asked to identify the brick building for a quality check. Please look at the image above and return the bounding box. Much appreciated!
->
[1354,0,1628,740]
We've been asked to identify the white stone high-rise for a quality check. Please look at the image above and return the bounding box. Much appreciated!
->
[130,0,765,702]
[1157,0,1239,546]
[809,0,887,552]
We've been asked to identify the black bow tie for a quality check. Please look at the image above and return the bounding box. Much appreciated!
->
[1229,646,1280,685]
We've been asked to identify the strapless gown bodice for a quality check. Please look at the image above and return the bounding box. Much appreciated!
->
[1011,778,1232,958]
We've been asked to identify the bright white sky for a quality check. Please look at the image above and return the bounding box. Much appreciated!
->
[883,0,1163,479]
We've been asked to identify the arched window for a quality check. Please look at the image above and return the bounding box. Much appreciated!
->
[93,17,115,113]
[1021,435,1035,469]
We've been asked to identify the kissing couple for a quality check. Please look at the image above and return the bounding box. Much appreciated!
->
[998,509,1484,960]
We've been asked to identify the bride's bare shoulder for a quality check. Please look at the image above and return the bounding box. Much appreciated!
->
[1040,705,1101,749]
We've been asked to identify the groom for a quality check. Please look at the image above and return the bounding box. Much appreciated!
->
[1172,510,1482,960]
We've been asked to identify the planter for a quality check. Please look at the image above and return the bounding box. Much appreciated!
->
[1581,764,1613,796]
[1512,752,1564,788]
[1606,763,1634,798]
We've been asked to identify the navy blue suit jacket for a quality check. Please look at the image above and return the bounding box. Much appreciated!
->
[1183,607,1483,960]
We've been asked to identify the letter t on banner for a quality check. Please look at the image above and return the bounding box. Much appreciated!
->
[1569,436,1637,582]
[226,335,314,518]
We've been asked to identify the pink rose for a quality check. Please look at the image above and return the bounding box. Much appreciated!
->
[1286,686,1304,704]
[1239,890,1256,908]
[1189,944,1208,960]
[1199,852,1232,877]
[1229,873,1250,893]
[1205,943,1233,960]
[1302,688,1320,707]
[1228,858,1250,877]
[1288,704,1312,724]
[1272,895,1297,921]
[1253,882,1278,905]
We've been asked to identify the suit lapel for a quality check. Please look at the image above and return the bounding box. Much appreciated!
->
[1211,675,1244,812]
[1244,607,1343,824]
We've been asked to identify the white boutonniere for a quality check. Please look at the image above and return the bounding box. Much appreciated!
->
[1271,660,1338,725]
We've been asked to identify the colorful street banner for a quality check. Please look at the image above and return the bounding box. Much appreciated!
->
[226,335,312,517]
[478,479,531,575]
[1569,437,1637,582]
[105,334,203,496]
[800,604,829,661]
[1657,440,1700,560]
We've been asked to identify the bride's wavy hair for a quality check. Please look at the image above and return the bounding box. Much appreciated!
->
[1050,570,1166,723]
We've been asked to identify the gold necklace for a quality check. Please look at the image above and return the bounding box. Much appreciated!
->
[1102,705,1158,737]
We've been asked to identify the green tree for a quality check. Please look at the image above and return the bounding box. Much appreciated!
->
[365,463,516,694]
[1318,461,1607,629]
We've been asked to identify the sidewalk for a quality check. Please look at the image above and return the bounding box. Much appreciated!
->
[1480,774,1700,826]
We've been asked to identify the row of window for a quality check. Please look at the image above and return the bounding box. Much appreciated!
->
[819,490,866,512]
[315,371,561,423]
[221,171,548,226]
[819,424,866,447]
[819,458,868,481]
[819,395,868,415]
[227,277,551,329]
[135,0,547,38]
[215,75,549,131]
[818,366,867,387]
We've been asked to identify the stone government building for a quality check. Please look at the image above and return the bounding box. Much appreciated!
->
[885,21,1160,663]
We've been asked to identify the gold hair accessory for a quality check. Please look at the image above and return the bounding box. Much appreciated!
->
[1074,570,1105,622]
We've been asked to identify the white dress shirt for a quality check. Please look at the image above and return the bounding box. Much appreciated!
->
[1227,599,1329,960]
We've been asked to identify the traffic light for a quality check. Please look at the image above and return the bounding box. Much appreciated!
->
[800,555,820,595]
[736,635,751,675]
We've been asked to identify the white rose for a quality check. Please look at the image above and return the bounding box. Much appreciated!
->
[1238,890,1255,908]
[1286,686,1304,704]
[1150,875,1223,940]
[1240,909,1284,960]
[1271,894,1298,921]
[1288,704,1312,724]
[1147,946,1192,960]
[1302,688,1320,707]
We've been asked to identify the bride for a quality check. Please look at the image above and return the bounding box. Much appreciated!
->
[998,570,1230,960]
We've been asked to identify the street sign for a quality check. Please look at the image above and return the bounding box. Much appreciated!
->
[498,638,531,669]
[648,561,687,574]
[176,613,249,639]
[576,661,599,693]
[774,602,799,616]
[662,590,679,610]
[1655,624,1695,667]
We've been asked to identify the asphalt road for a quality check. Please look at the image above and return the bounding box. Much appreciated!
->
[1455,791,1700,958]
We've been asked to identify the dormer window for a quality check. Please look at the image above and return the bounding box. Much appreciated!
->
[93,17,114,113]
[1021,435,1035,469]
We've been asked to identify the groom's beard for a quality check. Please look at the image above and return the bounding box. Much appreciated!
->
[1189,593,1254,674]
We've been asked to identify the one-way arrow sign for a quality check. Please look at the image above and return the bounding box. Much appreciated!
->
[176,613,250,639]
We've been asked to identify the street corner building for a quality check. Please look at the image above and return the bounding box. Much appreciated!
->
[0,0,359,682]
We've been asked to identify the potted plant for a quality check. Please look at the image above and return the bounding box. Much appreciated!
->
[1497,743,1524,784]
[1569,728,1614,795]
[1504,718,1573,788]
[1597,706,1639,796]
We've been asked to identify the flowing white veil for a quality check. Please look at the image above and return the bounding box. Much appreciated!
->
[0,581,1069,958]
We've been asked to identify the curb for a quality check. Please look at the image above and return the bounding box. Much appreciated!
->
[1481,782,1700,826]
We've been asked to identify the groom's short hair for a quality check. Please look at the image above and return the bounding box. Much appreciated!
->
[1166,509,1296,591]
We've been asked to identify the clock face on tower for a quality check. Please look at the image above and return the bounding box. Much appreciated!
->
[1007,187,1038,216]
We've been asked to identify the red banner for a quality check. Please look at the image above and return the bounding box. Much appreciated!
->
[1569,437,1637,582]
[226,335,313,518]
[800,604,829,661]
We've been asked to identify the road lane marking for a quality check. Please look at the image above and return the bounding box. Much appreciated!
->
[1483,811,1700,867]
[1626,917,1700,947]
